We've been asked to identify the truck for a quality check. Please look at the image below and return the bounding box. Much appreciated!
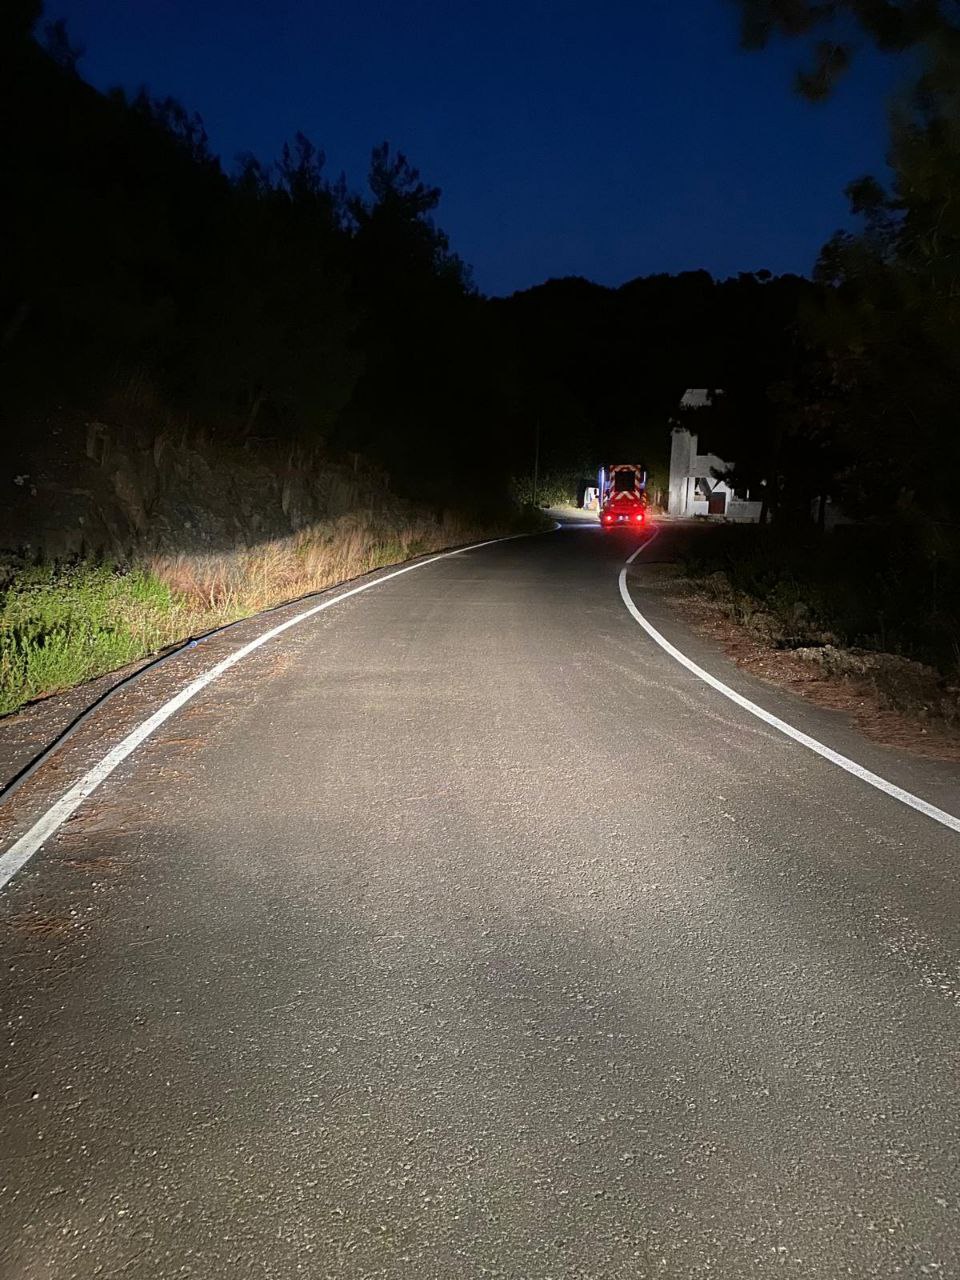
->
[599,463,649,529]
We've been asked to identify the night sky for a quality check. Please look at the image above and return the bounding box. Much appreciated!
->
[52,0,902,296]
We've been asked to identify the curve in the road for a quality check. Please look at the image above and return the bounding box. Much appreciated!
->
[620,530,960,835]
[4,522,957,900]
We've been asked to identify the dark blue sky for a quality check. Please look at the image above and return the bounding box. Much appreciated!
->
[52,0,902,296]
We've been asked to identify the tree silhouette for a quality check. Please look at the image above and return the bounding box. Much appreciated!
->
[734,0,959,97]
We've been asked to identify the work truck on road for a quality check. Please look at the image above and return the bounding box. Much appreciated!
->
[599,463,648,528]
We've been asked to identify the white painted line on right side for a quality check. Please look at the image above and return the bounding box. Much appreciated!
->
[620,530,960,836]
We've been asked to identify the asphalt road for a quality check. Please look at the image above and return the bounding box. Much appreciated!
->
[2,519,960,1279]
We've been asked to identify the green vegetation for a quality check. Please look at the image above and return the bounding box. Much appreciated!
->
[0,563,177,714]
[511,470,581,509]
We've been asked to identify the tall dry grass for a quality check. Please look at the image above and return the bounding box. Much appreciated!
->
[147,511,492,621]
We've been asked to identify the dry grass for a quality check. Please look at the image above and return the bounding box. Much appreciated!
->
[147,510,491,620]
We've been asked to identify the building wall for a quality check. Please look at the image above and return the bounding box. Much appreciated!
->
[668,427,695,515]
[726,497,764,521]
[694,450,727,480]
[667,425,762,522]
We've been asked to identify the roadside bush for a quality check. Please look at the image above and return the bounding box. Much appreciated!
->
[683,523,960,676]
[511,471,580,508]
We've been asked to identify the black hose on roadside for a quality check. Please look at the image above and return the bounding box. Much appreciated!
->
[1,631,209,810]
[0,582,342,810]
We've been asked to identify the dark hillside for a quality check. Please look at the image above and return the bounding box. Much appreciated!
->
[492,270,817,496]
[1,12,513,518]
[1,8,820,541]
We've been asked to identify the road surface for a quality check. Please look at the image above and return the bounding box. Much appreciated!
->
[2,519,959,1278]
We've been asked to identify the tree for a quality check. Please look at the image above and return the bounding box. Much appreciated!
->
[733,0,960,522]
[338,144,494,502]
[1,0,41,43]
[734,0,960,98]
[41,17,83,74]
[733,0,960,670]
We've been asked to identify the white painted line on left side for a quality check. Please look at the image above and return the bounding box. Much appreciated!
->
[0,536,514,891]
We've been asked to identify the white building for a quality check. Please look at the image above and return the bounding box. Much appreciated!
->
[667,389,763,522]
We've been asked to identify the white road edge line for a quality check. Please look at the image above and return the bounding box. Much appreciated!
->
[620,529,960,835]
[0,535,518,891]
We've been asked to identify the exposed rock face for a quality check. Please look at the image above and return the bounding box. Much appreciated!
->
[1,415,373,560]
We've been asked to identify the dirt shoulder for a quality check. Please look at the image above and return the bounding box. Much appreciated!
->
[0,654,158,799]
[651,561,960,764]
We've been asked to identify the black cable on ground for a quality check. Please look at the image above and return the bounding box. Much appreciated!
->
[1,630,211,811]
[0,580,348,811]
